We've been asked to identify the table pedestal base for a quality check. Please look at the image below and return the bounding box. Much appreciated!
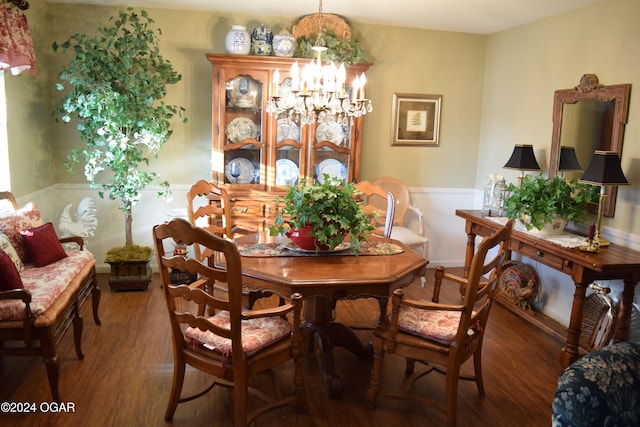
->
[304,297,372,399]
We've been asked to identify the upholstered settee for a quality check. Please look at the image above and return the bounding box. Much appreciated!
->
[0,192,100,401]
[552,341,640,427]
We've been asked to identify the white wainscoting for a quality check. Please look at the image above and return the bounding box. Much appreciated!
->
[19,184,477,272]
[16,184,640,337]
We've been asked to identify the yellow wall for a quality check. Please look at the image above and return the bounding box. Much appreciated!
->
[5,0,640,257]
[479,0,640,236]
[6,3,487,196]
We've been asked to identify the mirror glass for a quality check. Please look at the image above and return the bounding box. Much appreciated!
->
[549,75,631,217]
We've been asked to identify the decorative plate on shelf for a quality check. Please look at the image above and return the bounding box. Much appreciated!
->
[317,159,347,184]
[225,158,255,184]
[226,117,258,143]
[278,77,293,97]
[226,76,260,109]
[276,159,299,185]
[277,118,300,143]
[316,122,345,146]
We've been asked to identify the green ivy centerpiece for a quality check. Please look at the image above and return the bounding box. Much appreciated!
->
[505,174,598,234]
[269,176,374,254]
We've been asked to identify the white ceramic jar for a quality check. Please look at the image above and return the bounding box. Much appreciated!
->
[225,25,250,55]
[272,30,296,57]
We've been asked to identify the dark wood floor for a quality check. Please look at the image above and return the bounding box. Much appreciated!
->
[0,269,563,426]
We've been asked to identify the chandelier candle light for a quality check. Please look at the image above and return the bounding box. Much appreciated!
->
[267,56,370,125]
[266,0,372,125]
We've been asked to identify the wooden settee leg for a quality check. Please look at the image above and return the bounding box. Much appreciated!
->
[73,304,84,360]
[42,333,60,402]
[91,278,102,325]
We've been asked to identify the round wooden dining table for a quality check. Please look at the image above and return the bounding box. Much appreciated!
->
[233,232,428,398]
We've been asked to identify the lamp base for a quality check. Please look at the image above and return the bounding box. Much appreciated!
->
[580,235,609,252]
[579,242,599,253]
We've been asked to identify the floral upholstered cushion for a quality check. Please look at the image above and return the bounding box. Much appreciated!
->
[552,341,640,427]
[0,202,42,263]
[397,306,462,345]
[0,231,23,271]
[185,310,292,355]
[0,250,94,321]
[0,249,24,291]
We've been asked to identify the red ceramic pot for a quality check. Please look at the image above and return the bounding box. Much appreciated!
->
[286,224,345,251]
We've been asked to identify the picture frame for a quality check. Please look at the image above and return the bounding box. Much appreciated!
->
[391,93,442,146]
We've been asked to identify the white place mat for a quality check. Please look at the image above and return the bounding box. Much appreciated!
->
[486,216,587,248]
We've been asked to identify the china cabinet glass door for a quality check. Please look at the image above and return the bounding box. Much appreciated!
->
[310,120,351,183]
[218,71,266,186]
[208,54,371,188]
[272,77,308,187]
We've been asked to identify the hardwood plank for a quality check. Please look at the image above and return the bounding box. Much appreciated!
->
[0,270,563,426]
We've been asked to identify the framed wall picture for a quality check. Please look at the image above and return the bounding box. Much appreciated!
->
[391,93,442,146]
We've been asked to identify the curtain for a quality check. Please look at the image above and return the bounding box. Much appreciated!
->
[0,3,37,76]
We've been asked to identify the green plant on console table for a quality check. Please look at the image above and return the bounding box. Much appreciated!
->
[505,174,598,231]
[269,176,375,254]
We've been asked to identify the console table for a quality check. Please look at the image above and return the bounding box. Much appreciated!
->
[456,209,640,367]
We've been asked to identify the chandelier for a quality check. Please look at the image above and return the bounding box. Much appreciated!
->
[266,0,372,126]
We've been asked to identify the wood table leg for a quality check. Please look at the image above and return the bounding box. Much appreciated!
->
[304,296,372,399]
[615,279,638,342]
[560,281,587,367]
[463,230,476,279]
[313,328,343,399]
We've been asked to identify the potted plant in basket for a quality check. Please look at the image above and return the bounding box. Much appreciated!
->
[505,174,598,234]
[52,8,187,290]
[269,176,374,254]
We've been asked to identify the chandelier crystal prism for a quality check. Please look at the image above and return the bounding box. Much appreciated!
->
[266,0,372,126]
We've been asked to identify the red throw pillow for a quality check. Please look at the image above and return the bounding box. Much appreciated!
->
[0,249,24,291]
[20,222,67,267]
[0,202,42,263]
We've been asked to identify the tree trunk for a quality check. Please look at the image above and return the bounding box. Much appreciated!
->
[124,207,133,247]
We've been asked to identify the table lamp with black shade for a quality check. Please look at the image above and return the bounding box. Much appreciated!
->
[558,146,582,179]
[579,150,629,248]
[504,144,541,185]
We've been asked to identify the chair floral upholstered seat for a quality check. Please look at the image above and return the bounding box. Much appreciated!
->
[366,219,514,427]
[395,306,463,345]
[153,218,306,426]
[184,310,293,355]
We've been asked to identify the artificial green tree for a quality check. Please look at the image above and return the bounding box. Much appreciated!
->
[53,8,186,249]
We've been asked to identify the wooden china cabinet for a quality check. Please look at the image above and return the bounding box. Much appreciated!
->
[205,53,373,232]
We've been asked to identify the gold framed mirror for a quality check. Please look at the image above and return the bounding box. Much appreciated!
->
[549,74,631,217]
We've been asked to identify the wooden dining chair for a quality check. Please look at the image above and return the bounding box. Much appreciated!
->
[186,179,236,260]
[153,218,306,426]
[366,219,514,427]
[353,180,395,239]
[332,181,396,328]
[373,175,429,258]
[187,180,270,306]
